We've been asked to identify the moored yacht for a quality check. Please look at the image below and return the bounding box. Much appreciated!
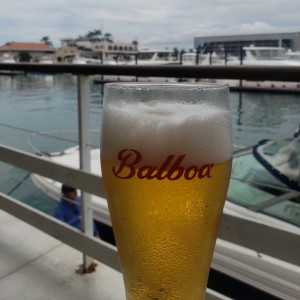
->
[0,54,23,74]
[228,45,300,66]
[216,45,300,91]
[0,53,17,63]
[130,49,179,65]
[181,51,223,65]
[38,56,55,64]
[286,49,300,61]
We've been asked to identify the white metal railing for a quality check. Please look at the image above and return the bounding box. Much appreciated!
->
[0,191,121,271]
[2,143,299,300]
[1,143,299,267]
[1,64,300,299]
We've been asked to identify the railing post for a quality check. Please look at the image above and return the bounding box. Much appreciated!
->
[77,75,95,271]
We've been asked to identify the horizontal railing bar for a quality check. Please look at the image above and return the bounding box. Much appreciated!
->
[0,144,105,198]
[250,191,300,212]
[1,144,299,266]
[206,289,233,300]
[0,192,121,271]
[1,63,300,81]
[219,214,300,266]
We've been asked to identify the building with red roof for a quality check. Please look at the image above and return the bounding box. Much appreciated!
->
[0,42,56,62]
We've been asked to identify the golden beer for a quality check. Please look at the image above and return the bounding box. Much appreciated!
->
[101,83,232,300]
[102,158,231,299]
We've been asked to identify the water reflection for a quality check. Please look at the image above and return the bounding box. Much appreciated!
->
[236,92,243,128]
[231,91,300,146]
[1,74,299,150]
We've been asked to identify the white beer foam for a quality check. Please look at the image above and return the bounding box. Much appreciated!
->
[102,101,232,165]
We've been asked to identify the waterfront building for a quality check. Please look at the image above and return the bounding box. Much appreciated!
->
[58,38,138,63]
[194,31,300,56]
[55,44,83,63]
[0,42,56,62]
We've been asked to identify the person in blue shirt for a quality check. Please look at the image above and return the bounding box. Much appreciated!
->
[54,184,99,238]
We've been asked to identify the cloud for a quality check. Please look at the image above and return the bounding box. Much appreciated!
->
[238,22,275,33]
[0,0,300,49]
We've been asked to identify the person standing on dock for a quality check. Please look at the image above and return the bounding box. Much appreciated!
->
[54,184,100,238]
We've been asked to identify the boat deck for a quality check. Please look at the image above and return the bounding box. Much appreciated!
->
[0,208,125,300]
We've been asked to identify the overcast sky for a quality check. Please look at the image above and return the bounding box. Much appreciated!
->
[1,0,299,50]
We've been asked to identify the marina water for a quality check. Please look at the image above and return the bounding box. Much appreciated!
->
[0,73,299,216]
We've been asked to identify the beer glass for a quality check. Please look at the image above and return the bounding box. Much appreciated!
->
[100,83,232,300]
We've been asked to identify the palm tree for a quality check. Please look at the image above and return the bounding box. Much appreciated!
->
[40,36,53,46]
[173,47,179,58]
[86,29,102,40]
[104,33,113,42]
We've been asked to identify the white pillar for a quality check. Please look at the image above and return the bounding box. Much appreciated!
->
[77,75,94,271]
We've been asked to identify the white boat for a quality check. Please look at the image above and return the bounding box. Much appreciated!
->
[181,52,197,65]
[0,53,17,63]
[39,56,55,64]
[129,49,179,65]
[253,137,300,191]
[286,49,300,61]
[30,127,300,299]
[0,54,23,75]
[31,146,111,226]
[182,51,223,66]
[216,45,300,91]
[92,49,179,82]
[72,55,117,65]
[228,45,300,66]
[227,138,300,230]
[30,130,300,230]
[72,56,88,65]
[181,46,300,90]
[219,129,300,299]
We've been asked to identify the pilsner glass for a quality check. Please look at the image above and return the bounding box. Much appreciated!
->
[100,83,232,300]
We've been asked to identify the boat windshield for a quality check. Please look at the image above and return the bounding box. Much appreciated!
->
[183,54,196,62]
[156,52,172,61]
[249,49,288,60]
[287,53,300,60]
[138,51,173,61]
[228,144,300,227]
[138,52,155,60]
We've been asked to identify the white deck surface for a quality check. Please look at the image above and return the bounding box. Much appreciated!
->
[0,209,126,300]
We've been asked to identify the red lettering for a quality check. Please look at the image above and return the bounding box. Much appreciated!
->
[155,155,175,180]
[166,155,185,180]
[137,166,157,179]
[112,149,141,179]
[112,149,214,181]
[198,164,214,179]
[184,166,198,180]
